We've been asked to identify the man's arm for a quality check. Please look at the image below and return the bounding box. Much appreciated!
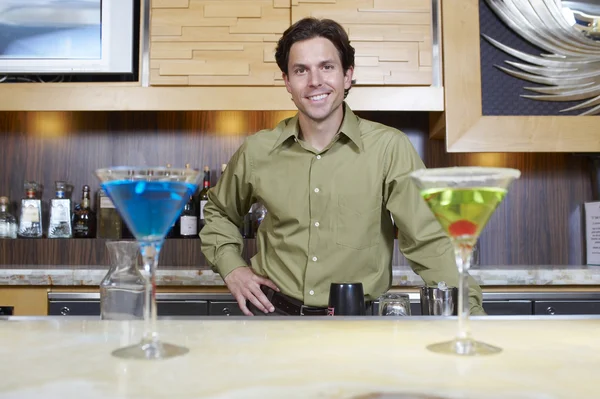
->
[382,134,485,315]
[200,140,279,315]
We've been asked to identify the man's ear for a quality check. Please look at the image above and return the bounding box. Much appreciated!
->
[344,67,354,90]
[283,73,292,94]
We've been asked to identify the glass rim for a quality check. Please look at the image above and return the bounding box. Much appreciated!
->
[410,166,521,183]
[95,166,201,181]
[95,166,199,174]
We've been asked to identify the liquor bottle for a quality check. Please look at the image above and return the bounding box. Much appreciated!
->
[176,164,198,238]
[241,204,255,238]
[72,185,96,238]
[48,181,72,238]
[165,164,179,238]
[18,181,43,238]
[198,166,210,230]
[97,188,122,239]
[0,196,17,239]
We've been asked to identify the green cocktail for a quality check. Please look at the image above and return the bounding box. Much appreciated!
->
[411,167,520,356]
[421,187,506,242]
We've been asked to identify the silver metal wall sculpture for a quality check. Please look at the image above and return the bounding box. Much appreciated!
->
[483,0,600,115]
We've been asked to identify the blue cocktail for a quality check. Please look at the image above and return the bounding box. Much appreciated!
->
[96,167,201,360]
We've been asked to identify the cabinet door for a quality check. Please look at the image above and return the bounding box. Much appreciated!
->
[158,301,209,316]
[151,0,289,86]
[534,301,600,316]
[483,300,532,316]
[291,0,432,85]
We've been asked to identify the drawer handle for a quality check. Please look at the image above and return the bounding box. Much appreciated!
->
[222,307,231,316]
[60,306,71,316]
[545,306,556,315]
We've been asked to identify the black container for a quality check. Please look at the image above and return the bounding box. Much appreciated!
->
[328,282,365,316]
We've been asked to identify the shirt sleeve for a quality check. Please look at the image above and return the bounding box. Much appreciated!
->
[382,133,485,315]
[200,139,256,279]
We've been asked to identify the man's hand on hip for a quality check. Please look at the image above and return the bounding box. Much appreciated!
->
[224,267,280,316]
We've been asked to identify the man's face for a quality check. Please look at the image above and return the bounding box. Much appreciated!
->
[283,37,353,124]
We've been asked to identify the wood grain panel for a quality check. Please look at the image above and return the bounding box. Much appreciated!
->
[150,0,288,86]
[291,0,432,86]
[0,111,591,268]
[0,287,47,315]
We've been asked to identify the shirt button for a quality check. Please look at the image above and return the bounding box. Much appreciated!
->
[312,256,318,262]
[309,290,315,295]
[314,188,320,193]
[314,222,320,227]
[316,155,321,160]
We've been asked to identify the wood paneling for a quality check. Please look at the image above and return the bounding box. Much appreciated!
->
[151,0,433,86]
[151,0,288,86]
[0,287,47,315]
[0,111,593,267]
[291,0,432,85]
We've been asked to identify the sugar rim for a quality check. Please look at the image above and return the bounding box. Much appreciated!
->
[410,166,521,183]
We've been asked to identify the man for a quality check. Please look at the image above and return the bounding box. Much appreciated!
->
[200,17,485,316]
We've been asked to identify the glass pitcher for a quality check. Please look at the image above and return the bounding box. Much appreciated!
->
[100,241,145,320]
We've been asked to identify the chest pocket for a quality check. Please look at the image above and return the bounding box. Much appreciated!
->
[336,194,382,250]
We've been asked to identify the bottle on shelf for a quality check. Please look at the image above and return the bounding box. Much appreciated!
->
[72,185,96,238]
[0,196,17,239]
[165,163,179,239]
[48,181,72,238]
[18,181,43,238]
[220,163,227,181]
[241,204,255,238]
[176,163,199,239]
[97,188,122,239]
[198,165,210,231]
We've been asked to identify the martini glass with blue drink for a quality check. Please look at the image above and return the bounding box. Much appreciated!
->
[96,166,201,360]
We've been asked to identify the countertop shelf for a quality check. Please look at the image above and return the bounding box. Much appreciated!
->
[0,238,253,267]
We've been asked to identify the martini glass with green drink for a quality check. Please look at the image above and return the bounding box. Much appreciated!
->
[96,166,201,360]
[410,167,520,356]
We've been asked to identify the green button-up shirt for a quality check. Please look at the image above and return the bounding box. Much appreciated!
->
[200,104,484,314]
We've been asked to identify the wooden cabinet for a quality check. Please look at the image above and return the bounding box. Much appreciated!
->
[291,0,432,86]
[0,0,443,111]
[151,0,434,87]
[151,0,288,86]
[0,287,48,315]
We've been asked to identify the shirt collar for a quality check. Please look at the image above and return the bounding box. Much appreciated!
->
[271,103,364,152]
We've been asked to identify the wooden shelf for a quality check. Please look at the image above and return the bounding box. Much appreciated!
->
[0,84,444,112]
[0,238,256,268]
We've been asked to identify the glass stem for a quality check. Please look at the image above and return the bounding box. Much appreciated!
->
[140,242,161,345]
[454,241,473,342]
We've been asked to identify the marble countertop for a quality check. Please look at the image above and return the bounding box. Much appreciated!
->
[1,265,600,286]
[1,316,597,398]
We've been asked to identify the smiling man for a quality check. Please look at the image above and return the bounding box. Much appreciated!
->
[200,18,485,316]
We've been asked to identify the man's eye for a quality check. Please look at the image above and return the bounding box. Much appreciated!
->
[295,68,306,74]
[324,65,333,70]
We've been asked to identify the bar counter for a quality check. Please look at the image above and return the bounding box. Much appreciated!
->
[1,315,597,398]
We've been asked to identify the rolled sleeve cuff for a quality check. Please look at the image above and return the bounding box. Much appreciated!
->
[214,250,247,279]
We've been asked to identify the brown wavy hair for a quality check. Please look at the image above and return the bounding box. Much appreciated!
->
[275,18,356,98]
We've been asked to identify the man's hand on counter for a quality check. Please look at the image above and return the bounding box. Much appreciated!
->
[224,266,280,316]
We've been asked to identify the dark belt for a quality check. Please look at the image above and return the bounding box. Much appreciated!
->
[261,286,330,316]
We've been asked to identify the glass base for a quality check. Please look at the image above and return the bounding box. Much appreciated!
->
[112,339,189,360]
[427,338,502,356]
